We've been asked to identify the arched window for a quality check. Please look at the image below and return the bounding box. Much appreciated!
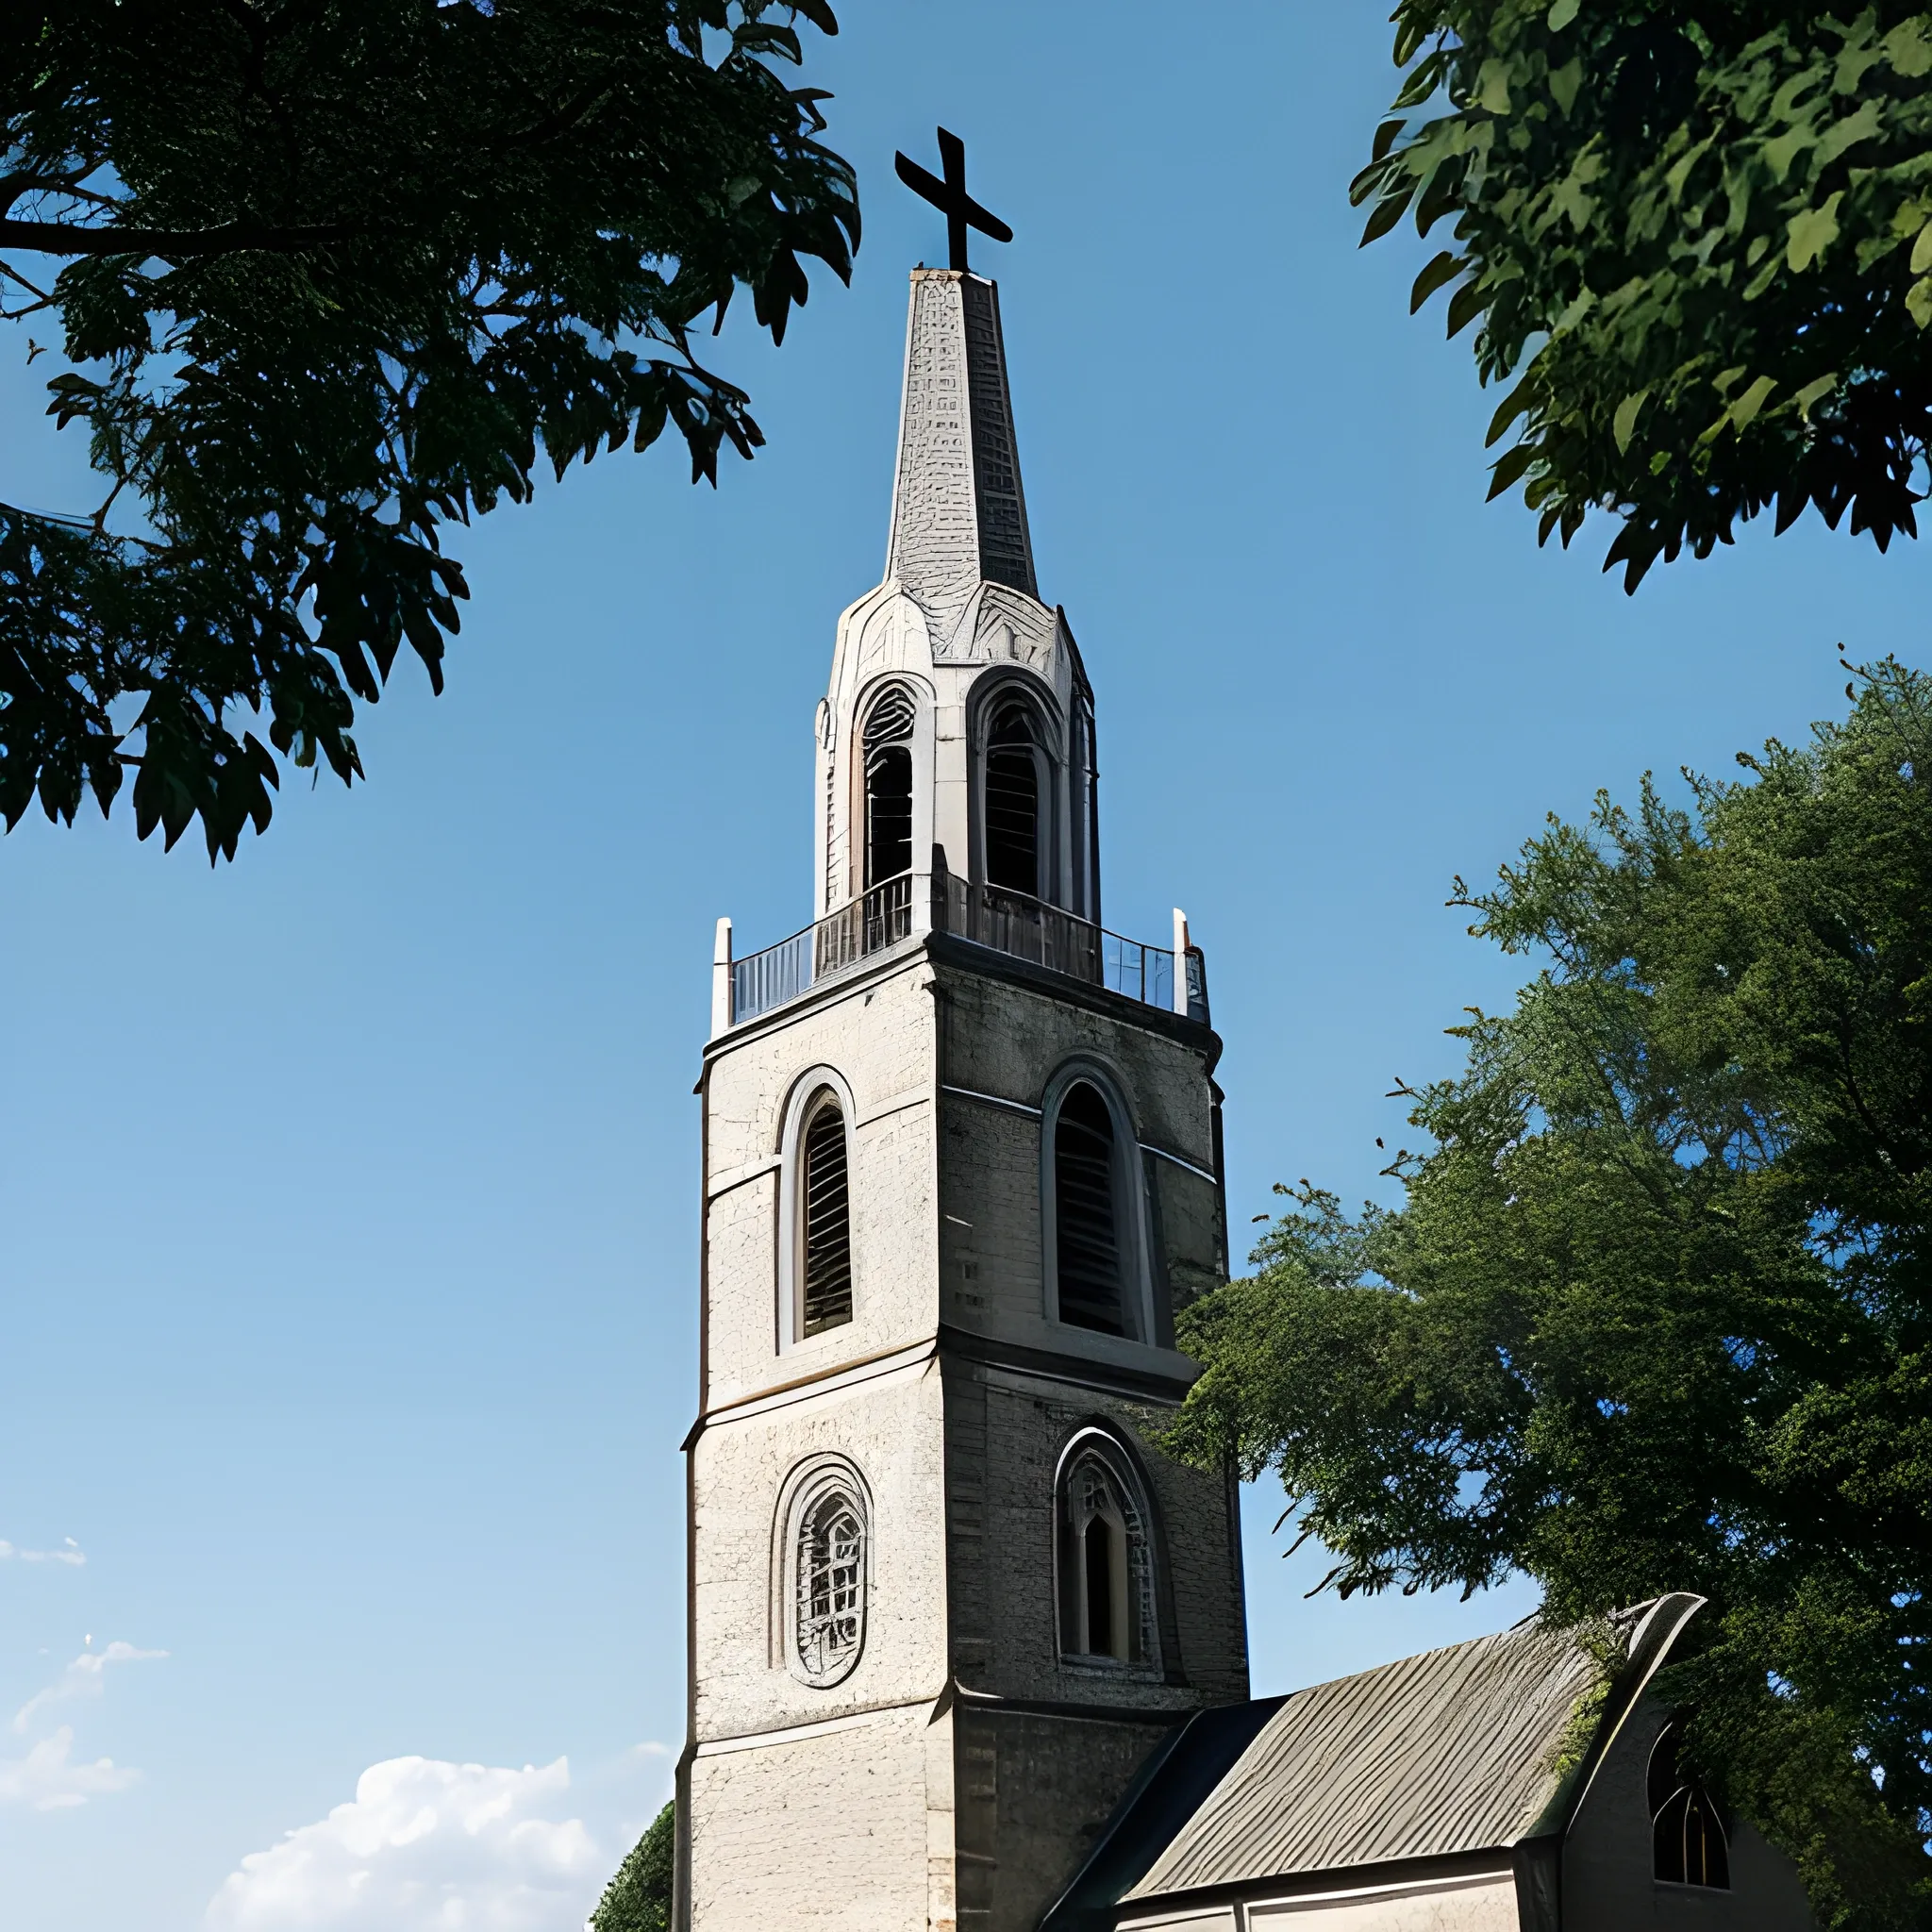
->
[778,1458,869,1688]
[798,1091,852,1336]
[984,700,1042,895]
[1056,1435,1156,1668]
[1053,1081,1127,1336]
[862,687,916,889]
[1649,1723,1730,1889]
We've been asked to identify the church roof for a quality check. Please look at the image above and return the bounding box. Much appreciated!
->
[1126,1617,1595,1894]
[1040,1594,1704,1929]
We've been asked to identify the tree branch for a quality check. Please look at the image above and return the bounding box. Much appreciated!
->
[0,216,355,258]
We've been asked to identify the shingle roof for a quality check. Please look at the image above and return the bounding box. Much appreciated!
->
[1039,1595,1705,1931]
[1123,1617,1599,1898]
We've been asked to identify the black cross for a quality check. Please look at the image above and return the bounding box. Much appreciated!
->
[894,127,1012,275]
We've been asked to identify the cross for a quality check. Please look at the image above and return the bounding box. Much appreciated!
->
[894,127,1012,275]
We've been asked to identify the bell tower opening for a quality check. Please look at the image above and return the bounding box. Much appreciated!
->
[985,699,1042,894]
[862,688,916,888]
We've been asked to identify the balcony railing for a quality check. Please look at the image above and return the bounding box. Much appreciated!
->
[715,872,1208,1033]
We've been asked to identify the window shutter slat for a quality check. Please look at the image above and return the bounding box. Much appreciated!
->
[801,1100,853,1335]
[1055,1083,1124,1335]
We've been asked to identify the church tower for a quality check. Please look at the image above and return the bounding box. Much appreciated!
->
[676,262,1248,1932]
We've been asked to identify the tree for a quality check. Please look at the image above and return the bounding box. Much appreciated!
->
[0,1,857,859]
[592,1800,675,1932]
[1168,660,1932,1927]
[1353,4,1932,589]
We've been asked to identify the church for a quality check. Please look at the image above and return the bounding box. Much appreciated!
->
[669,142,1815,1932]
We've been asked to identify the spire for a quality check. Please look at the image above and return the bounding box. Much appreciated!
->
[884,269,1038,641]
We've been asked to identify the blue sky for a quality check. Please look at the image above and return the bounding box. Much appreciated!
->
[0,4,1918,1927]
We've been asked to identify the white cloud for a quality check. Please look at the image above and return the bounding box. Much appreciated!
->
[206,1756,610,1932]
[12,1640,169,1736]
[0,1640,166,1809]
[0,1537,85,1566]
[0,1725,140,1810]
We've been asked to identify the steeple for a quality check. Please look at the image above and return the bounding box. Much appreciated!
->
[681,209,1240,1932]
[884,269,1038,643]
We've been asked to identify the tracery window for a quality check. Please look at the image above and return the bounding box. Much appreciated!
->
[862,686,916,889]
[1649,1723,1730,1889]
[984,699,1043,895]
[1052,1080,1127,1336]
[1056,1435,1156,1667]
[779,1458,870,1688]
[798,1090,853,1336]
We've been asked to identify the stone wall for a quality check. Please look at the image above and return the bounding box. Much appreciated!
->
[687,1701,944,1932]
[688,937,1243,1932]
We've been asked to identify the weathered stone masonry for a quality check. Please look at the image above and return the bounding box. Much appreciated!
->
[678,263,1247,1932]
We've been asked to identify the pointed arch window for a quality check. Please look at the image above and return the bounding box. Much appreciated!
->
[984,700,1042,895]
[777,1457,870,1689]
[799,1091,852,1336]
[1649,1723,1730,1889]
[862,687,916,889]
[1056,1435,1157,1668]
[1053,1080,1127,1336]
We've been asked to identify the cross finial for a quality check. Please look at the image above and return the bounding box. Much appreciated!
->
[893,127,1012,275]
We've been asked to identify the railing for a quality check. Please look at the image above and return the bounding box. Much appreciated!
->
[729,875,912,1025]
[719,871,1208,1032]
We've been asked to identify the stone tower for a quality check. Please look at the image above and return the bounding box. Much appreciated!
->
[675,268,1247,1932]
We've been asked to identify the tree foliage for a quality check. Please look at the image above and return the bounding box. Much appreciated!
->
[1355,4,1932,588]
[591,1801,675,1932]
[0,0,857,858]
[1169,660,1932,1926]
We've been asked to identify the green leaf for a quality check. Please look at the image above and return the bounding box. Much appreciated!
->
[1547,0,1579,28]
[1486,377,1537,448]
[1729,375,1777,432]
[1762,124,1816,185]
[1884,18,1932,77]
[1549,59,1583,117]
[1360,188,1415,247]
[1787,192,1844,272]
[1475,58,1513,115]
[1410,251,1465,313]
[1816,99,1883,169]
[1790,373,1838,416]
[1663,137,1714,205]
[1911,221,1932,276]
[1445,279,1489,338]
[1487,441,1540,500]
[1613,390,1650,455]
[1907,275,1932,329]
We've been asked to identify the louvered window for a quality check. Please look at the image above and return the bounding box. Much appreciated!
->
[1054,1082,1124,1335]
[985,702,1041,894]
[1649,1724,1730,1888]
[800,1096,852,1335]
[863,688,915,888]
[824,751,839,905]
